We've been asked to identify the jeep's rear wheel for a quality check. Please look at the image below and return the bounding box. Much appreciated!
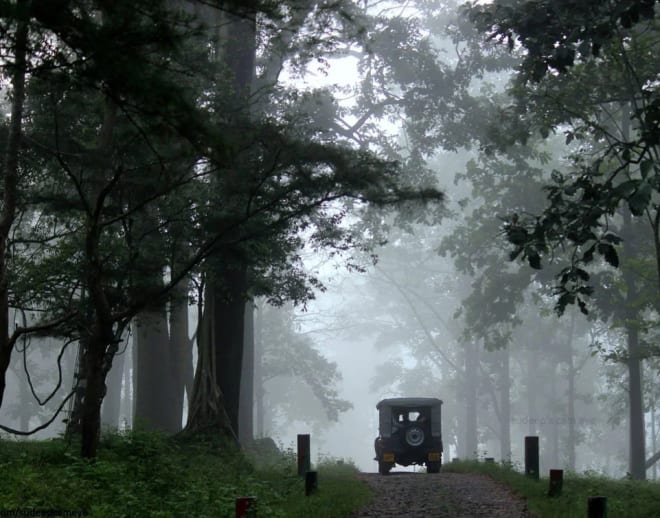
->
[378,461,393,475]
[427,461,441,473]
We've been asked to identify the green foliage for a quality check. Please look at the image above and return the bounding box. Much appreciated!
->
[276,459,371,518]
[0,430,369,518]
[445,459,660,517]
[257,301,352,430]
[467,0,657,79]
[466,0,660,315]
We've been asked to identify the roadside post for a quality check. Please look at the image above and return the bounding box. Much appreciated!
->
[587,496,607,518]
[524,436,539,480]
[305,470,318,496]
[297,434,311,477]
[548,469,563,497]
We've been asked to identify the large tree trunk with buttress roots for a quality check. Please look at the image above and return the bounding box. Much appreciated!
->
[184,4,256,440]
[184,286,235,439]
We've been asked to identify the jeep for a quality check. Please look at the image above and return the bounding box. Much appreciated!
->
[374,397,443,474]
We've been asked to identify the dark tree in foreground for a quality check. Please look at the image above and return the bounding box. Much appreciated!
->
[0,0,441,458]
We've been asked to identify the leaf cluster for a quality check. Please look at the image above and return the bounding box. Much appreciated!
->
[466,0,660,316]
[467,0,657,80]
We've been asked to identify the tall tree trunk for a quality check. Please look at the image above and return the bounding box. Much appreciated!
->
[254,303,264,438]
[627,317,645,479]
[622,208,646,479]
[17,366,30,432]
[131,322,138,427]
[566,313,577,471]
[0,1,29,409]
[464,340,478,459]
[208,3,256,438]
[169,279,193,430]
[652,394,657,480]
[79,93,119,459]
[134,304,179,432]
[81,225,120,457]
[123,334,134,429]
[549,368,560,468]
[499,347,511,462]
[526,344,538,436]
[238,301,254,444]
[184,286,235,438]
[66,291,96,439]
[617,103,646,480]
[101,344,126,429]
[213,263,248,436]
[80,331,109,458]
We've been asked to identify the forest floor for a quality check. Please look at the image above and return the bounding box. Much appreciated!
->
[3,433,660,517]
[0,431,371,518]
[351,471,532,517]
[432,460,660,518]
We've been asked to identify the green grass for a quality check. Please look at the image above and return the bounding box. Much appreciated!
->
[443,460,660,517]
[0,430,371,518]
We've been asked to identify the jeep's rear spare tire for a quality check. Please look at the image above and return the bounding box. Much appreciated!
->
[404,426,425,447]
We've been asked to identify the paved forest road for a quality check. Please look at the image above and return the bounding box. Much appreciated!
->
[351,472,533,517]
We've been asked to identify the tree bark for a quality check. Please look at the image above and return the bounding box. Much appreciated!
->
[464,340,479,459]
[213,262,248,436]
[101,344,126,429]
[254,302,265,438]
[549,367,560,468]
[208,3,256,438]
[134,304,179,432]
[652,395,657,480]
[566,313,577,471]
[65,337,87,439]
[80,330,110,458]
[526,343,538,437]
[499,347,511,462]
[81,214,120,458]
[169,279,193,430]
[123,334,134,429]
[627,318,645,479]
[622,208,646,480]
[238,301,254,444]
[79,91,118,458]
[0,0,29,409]
[183,286,235,438]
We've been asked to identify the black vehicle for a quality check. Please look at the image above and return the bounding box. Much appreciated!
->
[373,397,443,474]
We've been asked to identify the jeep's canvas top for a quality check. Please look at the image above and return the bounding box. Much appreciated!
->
[377,397,443,439]
[376,397,443,409]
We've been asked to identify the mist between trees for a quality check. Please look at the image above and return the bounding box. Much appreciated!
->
[0,0,658,481]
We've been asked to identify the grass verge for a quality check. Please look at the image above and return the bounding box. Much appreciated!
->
[0,430,371,518]
[443,459,660,517]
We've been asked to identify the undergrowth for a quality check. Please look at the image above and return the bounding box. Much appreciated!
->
[444,459,660,517]
[0,430,371,518]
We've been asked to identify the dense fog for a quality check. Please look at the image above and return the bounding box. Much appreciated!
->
[0,0,657,484]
